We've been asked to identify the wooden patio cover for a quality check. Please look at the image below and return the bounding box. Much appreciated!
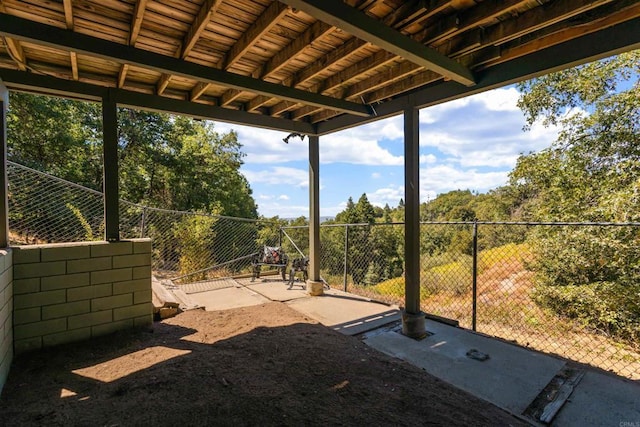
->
[0,0,639,135]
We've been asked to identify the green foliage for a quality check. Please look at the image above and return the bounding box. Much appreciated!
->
[7,93,258,223]
[513,50,640,343]
[174,214,217,281]
[66,203,95,241]
[533,281,640,343]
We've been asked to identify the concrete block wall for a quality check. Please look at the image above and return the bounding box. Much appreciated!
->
[12,239,152,355]
[0,249,12,395]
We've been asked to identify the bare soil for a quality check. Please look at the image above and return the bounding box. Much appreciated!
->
[0,302,526,426]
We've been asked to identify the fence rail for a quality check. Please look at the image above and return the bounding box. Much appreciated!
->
[7,161,640,380]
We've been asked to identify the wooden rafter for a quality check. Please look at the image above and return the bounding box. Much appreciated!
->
[0,1,25,71]
[119,0,150,88]
[218,20,334,106]
[279,0,476,86]
[62,0,78,80]
[0,13,372,117]
[192,1,289,102]
[265,0,445,116]
[158,0,222,95]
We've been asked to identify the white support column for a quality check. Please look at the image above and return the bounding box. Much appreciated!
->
[402,106,426,339]
[0,81,9,248]
[307,134,323,295]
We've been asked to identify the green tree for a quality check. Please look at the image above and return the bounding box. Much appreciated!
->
[513,50,640,343]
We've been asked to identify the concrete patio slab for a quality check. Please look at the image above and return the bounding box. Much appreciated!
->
[364,320,565,415]
[189,286,269,311]
[552,370,640,426]
[286,289,400,336]
[243,279,310,302]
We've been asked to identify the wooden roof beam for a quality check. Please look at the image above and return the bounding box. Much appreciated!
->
[62,0,79,80]
[119,0,149,88]
[219,19,333,107]
[0,13,372,117]
[219,1,288,71]
[193,1,289,102]
[159,0,221,95]
[0,2,25,71]
[279,0,475,86]
[182,0,222,59]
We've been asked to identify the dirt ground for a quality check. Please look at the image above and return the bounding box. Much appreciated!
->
[0,302,527,426]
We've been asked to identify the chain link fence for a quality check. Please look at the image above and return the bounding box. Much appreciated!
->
[282,221,640,380]
[7,161,640,379]
[7,161,282,284]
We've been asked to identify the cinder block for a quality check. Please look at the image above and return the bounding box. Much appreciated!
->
[134,289,152,305]
[41,272,90,291]
[43,327,91,348]
[14,261,66,279]
[14,318,67,340]
[0,267,11,288]
[92,318,133,337]
[67,257,112,274]
[41,245,90,262]
[132,239,152,254]
[67,283,112,302]
[134,315,152,328]
[68,310,112,330]
[113,253,151,269]
[91,293,132,312]
[12,247,40,265]
[13,278,40,295]
[14,336,42,355]
[90,268,132,285]
[14,307,41,325]
[14,289,66,309]
[0,302,8,327]
[113,302,152,321]
[0,248,11,272]
[113,278,150,295]
[132,266,151,279]
[1,280,12,306]
[90,242,132,258]
[42,300,90,320]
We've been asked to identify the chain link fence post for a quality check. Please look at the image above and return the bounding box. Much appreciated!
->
[343,224,349,292]
[472,220,478,331]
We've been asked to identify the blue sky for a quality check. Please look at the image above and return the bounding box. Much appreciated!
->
[214,86,560,218]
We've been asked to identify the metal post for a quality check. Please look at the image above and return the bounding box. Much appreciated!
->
[139,207,146,239]
[279,227,283,247]
[102,89,119,241]
[343,224,349,292]
[307,134,323,295]
[402,105,426,339]
[0,80,9,248]
[472,221,478,331]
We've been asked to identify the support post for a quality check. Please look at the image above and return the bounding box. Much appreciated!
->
[102,90,119,241]
[0,80,9,248]
[472,221,478,331]
[307,134,323,295]
[343,225,349,292]
[402,106,426,339]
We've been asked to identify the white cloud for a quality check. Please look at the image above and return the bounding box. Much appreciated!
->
[420,154,437,164]
[278,194,290,200]
[320,134,403,165]
[367,185,404,207]
[420,164,509,198]
[243,167,309,188]
[371,172,382,179]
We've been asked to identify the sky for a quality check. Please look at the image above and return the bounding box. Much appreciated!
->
[214,86,560,219]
